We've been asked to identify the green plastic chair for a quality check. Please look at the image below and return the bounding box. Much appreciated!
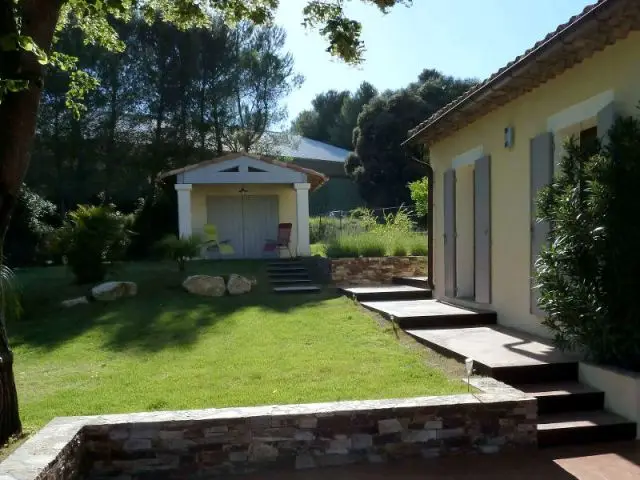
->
[204,224,235,256]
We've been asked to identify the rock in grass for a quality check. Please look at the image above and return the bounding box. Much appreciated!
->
[91,281,138,302]
[61,296,89,308]
[183,275,226,297]
[227,274,252,295]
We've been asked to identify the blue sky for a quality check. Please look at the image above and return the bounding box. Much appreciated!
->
[275,0,593,123]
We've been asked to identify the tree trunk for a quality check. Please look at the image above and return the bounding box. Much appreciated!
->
[0,0,62,445]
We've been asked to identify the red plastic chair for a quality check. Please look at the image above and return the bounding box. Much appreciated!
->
[263,223,293,258]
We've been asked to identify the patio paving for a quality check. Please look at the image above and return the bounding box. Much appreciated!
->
[242,441,640,479]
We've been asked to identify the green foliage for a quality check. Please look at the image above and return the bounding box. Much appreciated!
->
[408,177,428,218]
[127,186,177,260]
[52,205,131,284]
[154,234,203,271]
[1,0,409,107]
[291,82,377,149]
[408,238,428,256]
[325,207,424,258]
[5,185,58,267]
[346,70,477,207]
[536,116,640,370]
[29,19,298,212]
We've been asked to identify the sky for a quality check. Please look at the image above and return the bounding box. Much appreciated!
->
[274,0,594,124]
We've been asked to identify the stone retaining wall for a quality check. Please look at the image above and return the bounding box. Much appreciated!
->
[0,379,536,480]
[330,256,427,285]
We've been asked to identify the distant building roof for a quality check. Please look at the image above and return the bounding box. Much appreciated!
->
[256,133,351,163]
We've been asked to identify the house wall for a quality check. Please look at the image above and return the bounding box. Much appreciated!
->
[191,184,298,257]
[429,31,640,338]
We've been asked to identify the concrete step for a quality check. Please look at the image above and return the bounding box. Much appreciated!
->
[363,299,496,329]
[273,285,321,294]
[404,326,579,385]
[537,410,636,448]
[514,382,605,415]
[392,276,429,289]
[338,285,432,302]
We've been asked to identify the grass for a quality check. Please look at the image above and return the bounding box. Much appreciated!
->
[326,231,428,258]
[7,260,465,435]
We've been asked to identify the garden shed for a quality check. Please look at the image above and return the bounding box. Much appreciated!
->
[160,153,327,259]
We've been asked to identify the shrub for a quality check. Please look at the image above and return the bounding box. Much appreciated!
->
[326,236,360,258]
[4,185,58,267]
[52,204,131,284]
[154,234,203,271]
[357,234,386,257]
[391,243,408,257]
[127,184,178,260]
[408,177,428,219]
[407,235,428,256]
[536,116,640,370]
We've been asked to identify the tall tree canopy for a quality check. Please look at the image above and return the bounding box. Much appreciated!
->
[291,81,377,149]
[346,69,477,207]
[0,0,411,446]
[28,19,298,214]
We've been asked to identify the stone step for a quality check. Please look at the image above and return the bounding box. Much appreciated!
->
[268,260,303,266]
[338,285,432,302]
[537,410,636,448]
[273,285,321,294]
[268,271,309,279]
[270,278,312,285]
[514,382,605,415]
[363,300,496,330]
[392,276,429,289]
[267,266,307,273]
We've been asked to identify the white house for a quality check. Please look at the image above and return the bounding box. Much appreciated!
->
[160,153,327,259]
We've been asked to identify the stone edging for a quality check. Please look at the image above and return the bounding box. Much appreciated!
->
[0,378,536,479]
[330,256,427,285]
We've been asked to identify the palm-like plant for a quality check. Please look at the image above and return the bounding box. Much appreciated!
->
[0,262,21,330]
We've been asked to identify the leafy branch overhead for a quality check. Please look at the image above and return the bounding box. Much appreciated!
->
[0,0,410,112]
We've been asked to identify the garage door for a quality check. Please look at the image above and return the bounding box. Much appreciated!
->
[206,196,279,259]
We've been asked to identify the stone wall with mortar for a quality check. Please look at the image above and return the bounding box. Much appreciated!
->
[330,256,427,285]
[0,379,536,480]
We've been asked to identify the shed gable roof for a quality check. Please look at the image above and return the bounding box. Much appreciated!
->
[406,0,640,146]
[159,153,328,191]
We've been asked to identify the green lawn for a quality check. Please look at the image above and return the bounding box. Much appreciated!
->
[8,260,465,433]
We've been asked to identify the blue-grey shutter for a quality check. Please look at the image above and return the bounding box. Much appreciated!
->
[597,101,617,145]
[530,132,554,315]
[444,168,456,298]
[474,155,491,304]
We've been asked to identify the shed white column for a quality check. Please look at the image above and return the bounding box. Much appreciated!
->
[175,183,193,238]
[294,182,311,256]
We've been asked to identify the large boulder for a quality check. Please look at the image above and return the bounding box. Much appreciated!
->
[183,275,226,297]
[227,274,252,295]
[91,281,138,302]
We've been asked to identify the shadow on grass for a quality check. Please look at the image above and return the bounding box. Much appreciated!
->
[9,260,340,353]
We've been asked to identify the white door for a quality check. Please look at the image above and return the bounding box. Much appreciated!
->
[206,195,279,259]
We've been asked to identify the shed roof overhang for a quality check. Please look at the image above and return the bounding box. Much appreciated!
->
[159,153,328,191]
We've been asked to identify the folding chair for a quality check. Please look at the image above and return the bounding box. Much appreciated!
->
[263,223,293,258]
